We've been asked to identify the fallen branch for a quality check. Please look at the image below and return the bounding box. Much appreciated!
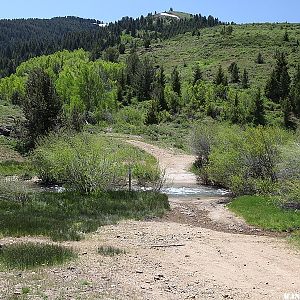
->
[150,244,185,248]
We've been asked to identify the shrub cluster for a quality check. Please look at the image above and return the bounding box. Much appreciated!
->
[192,120,296,199]
[32,131,162,193]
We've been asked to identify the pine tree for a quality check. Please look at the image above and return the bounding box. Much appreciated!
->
[118,43,126,54]
[231,93,240,124]
[253,88,265,126]
[153,66,167,110]
[135,57,155,100]
[145,100,159,125]
[192,64,202,86]
[283,30,289,42]
[171,66,181,95]
[214,65,226,85]
[283,97,294,129]
[256,52,264,64]
[228,62,240,83]
[265,52,290,103]
[23,69,61,149]
[290,65,300,116]
[241,68,249,89]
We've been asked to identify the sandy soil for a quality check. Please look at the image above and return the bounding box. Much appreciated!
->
[0,140,299,300]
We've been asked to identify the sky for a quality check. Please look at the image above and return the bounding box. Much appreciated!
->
[0,0,299,24]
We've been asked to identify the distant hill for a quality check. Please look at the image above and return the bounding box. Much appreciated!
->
[0,16,103,77]
[0,11,221,78]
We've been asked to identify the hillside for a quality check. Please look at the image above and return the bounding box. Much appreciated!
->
[135,23,300,86]
[0,12,221,78]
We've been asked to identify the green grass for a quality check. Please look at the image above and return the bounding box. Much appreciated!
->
[0,191,169,241]
[0,242,75,270]
[97,246,126,256]
[228,196,300,232]
[0,160,33,177]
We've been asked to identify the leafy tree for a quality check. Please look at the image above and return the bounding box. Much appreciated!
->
[192,64,202,86]
[241,68,249,89]
[171,66,181,95]
[252,88,265,126]
[23,69,61,149]
[228,62,240,83]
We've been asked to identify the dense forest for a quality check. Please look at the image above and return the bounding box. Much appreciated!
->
[0,12,221,78]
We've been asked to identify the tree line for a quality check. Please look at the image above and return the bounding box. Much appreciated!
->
[0,12,222,78]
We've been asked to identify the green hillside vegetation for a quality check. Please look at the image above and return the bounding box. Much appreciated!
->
[136,23,300,83]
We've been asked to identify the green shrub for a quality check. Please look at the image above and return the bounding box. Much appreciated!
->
[32,131,161,193]
[0,242,76,270]
[192,123,292,195]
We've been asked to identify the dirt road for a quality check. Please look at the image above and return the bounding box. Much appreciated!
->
[1,140,299,299]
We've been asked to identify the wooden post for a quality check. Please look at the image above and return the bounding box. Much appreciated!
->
[128,166,132,192]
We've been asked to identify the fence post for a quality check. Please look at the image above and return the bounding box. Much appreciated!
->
[128,166,132,192]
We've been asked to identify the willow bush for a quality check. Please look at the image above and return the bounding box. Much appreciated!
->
[32,131,162,193]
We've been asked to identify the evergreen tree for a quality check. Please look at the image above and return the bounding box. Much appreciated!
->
[125,49,140,86]
[283,97,294,129]
[102,47,119,63]
[265,52,290,103]
[153,66,167,110]
[23,69,61,148]
[231,93,240,124]
[283,30,289,42]
[192,64,202,86]
[253,88,265,126]
[171,66,181,95]
[256,52,264,64]
[241,68,249,89]
[118,43,126,54]
[290,65,300,116]
[228,62,240,83]
[214,65,226,85]
[145,100,159,125]
[135,57,155,100]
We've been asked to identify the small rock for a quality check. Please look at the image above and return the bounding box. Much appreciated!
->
[136,270,143,274]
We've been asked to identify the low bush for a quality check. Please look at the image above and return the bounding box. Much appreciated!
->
[32,131,162,193]
[0,242,75,270]
[192,122,292,195]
